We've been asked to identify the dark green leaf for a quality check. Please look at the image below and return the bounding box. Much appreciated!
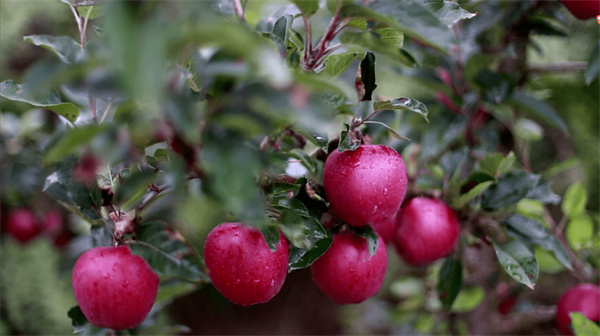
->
[481,171,540,209]
[271,15,294,56]
[288,236,333,271]
[526,180,560,205]
[260,225,281,252]
[67,306,88,330]
[0,80,79,123]
[437,257,463,309]
[374,98,429,122]
[338,123,361,152]
[355,225,379,257]
[479,151,515,177]
[508,92,568,133]
[474,70,514,104]
[291,0,320,17]
[360,52,376,101]
[585,41,599,85]
[494,240,538,289]
[23,35,83,64]
[453,181,494,209]
[44,125,106,164]
[561,182,587,219]
[571,312,600,336]
[114,169,157,210]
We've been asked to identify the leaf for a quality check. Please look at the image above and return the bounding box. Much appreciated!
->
[24,35,83,64]
[585,40,599,85]
[494,240,539,289]
[437,257,463,309]
[77,6,103,20]
[544,158,580,179]
[566,215,595,250]
[526,180,560,205]
[288,236,333,271]
[285,148,317,174]
[453,181,494,208]
[291,126,329,153]
[338,0,455,52]
[322,48,365,77]
[43,125,106,164]
[474,70,514,104]
[260,225,281,251]
[338,123,361,152]
[0,80,79,123]
[114,168,157,210]
[67,306,88,331]
[432,0,476,28]
[293,71,357,102]
[571,312,600,336]
[359,52,377,101]
[362,120,409,140]
[503,215,573,270]
[450,286,484,313]
[373,98,429,122]
[291,0,320,17]
[338,28,414,67]
[562,182,587,219]
[509,92,568,133]
[355,225,379,257]
[481,171,540,209]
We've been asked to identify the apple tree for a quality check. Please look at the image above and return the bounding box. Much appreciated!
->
[0,0,598,334]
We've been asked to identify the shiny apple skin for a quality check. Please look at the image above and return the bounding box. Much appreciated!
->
[556,283,600,335]
[561,0,600,20]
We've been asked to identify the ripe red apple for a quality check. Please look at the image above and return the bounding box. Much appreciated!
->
[204,222,290,306]
[393,197,460,266]
[41,209,63,238]
[561,0,600,20]
[371,215,396,244]
[323,144,407,227]
[556,283,600,335]
[72,246,159,330]
[4,208,39,243]
[310,232,388,304]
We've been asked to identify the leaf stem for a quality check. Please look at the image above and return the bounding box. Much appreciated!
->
[232,0,245,22]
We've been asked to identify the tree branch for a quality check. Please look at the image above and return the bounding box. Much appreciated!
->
[528,62,587,73]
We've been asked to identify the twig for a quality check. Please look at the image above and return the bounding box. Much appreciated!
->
[232,0,245,22]
[139,185,169,211]
[89,95,97,122]
[528,62,587,73]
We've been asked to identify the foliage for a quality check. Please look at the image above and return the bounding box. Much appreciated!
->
[0,0,598,334]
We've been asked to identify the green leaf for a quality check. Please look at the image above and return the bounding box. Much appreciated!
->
[494,240,539,289]
[67,306,88,332]
[338,0,455,52]
[571,312,600,336]
[362,120,409,140]
[503,215,573,270]
[338,28,413,67]
[450,286,484,313]
[114,168,157,210]
[562,182,587,219]
[322,48,365,77]
[0,80,79,123]
[260,225,282,251]
[544,158,580,179]
[585,41,599,85]
[285,148,317,174]
[43,125,106,164]
[355,225,379,257]
[474,70,514,104]
[526,180,560,205]
[77,5,103,20]
[291,0,320,17]
[293,71,356,102]
[360,52,377,101]
[338,123,361,152]
[373,98,429,122]
[288,236,333,271]
[566,215,595,250]
[453,181,494,208]
[437,257,463,309]
[508,92,568,133]
[24,35,83,64]
[431,0,476,27]
[291,126,329,153]
[481,171,540,209]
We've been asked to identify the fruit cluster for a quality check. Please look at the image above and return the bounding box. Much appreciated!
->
[3,207,72,247]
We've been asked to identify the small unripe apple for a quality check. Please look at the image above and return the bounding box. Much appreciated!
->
[556,283,600,335]
[311,232,387,304]
[204,222,290,306]
[72,246,159,330]
[561,0,600,20]
[4,208,39,243]
[323,144,407,227]
[393,197,460,266]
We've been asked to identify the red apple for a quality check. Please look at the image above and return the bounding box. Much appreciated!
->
[371,215,396,244]
[323,144,407,227]
[310,232,388,304]
[4,208,39,243]
[41,209,62,238]
[72,246,159,330]
[556,283,600,335]
[393,197,460,266]
[561,0,600,20]
[204,222,290,306]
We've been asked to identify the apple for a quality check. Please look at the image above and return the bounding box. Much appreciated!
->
[310,232,387,304]
[371,215,396,244]
[72,246,159,330]
[556,283,600,335]
[4,208,39,243]
[323,144,407,227]
[393,197,460,266]
[41,209,63,238]
[561,0,600,20]
[204,222,290,306]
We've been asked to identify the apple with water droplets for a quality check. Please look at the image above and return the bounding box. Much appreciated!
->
[393,197,460,266]
[323,144,407,227]
[311,231,387,304]
[72,246,159,330]
[204,222,289,306]
[556,283,600,335]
